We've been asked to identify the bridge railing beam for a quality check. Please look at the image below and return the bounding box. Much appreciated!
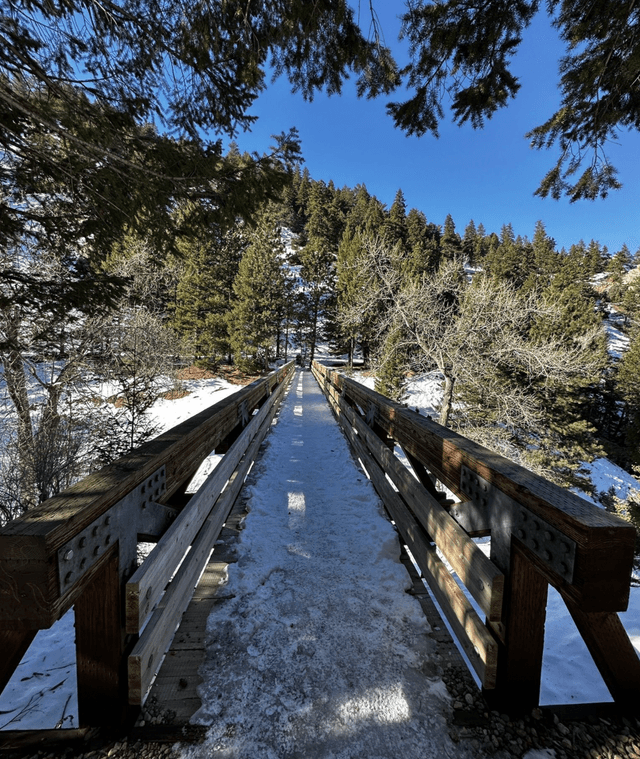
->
[0,361,295,727]
[312,360,640,714]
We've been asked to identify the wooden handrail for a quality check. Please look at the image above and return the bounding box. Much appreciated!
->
[0,361,295,726]
[311,360,640,713]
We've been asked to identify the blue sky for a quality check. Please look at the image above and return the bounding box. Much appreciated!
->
[231,6,639,255]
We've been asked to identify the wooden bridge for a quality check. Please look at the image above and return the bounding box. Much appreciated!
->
[0,359,639,742]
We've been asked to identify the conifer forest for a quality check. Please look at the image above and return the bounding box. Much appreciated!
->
[1,0,640,553]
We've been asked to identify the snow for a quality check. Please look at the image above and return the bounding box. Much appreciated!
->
[349,368,640,706]
[1,365,639,739]
[578,456,640,503]
[605,311,631,359]
[0,611,77,730]
[0,373,240,731]
[181,369,475,759]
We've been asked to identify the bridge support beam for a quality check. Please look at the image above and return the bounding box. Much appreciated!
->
[485,542,548,714]
[75,547,134,728]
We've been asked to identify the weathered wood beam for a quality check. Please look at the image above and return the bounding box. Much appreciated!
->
[333,387,504,622]
[317,369,498,689]
[485,541,548,712]
[314,362,635,612]
[0,363,294,629]
[126,372,291,634]
[75,547,131,728]
[128,373,291,705]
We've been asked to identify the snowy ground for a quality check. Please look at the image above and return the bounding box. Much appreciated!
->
[1,365,639,738]
[181,369,477,759]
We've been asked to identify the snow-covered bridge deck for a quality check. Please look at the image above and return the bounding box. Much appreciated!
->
[147,368,476,757]
[1,360,639,753]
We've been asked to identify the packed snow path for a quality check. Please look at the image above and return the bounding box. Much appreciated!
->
[181,369,478,759]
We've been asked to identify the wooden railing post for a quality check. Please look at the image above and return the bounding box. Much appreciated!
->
[0,630,37,695]
[74,547,132,728]
[486,542,548,713]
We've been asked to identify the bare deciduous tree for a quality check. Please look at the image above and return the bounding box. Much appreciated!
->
[343,236,605,478]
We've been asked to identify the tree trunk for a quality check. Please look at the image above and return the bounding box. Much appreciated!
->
[439,374,455,428]
[309,297,320,364]
[2,311,36,509]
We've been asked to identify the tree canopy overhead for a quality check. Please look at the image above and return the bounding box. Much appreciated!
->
[2,0,638,240]
[390,0,640,201]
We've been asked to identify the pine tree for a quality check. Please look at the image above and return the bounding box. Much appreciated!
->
[374,325,408,402]
[440,214,462,261]
[474,223,489,263]
[617,330,640,466]
[299,182,341,362]
[531,220,559,284]
[173,222,247,365]
[228,211,286,372]
[484,224,531,287]
[607,244,633,304]
[347,185,386,236]
[383,189,408,251]
[585,239,607,278]
[528,257,607,481]
[404,209,441,279]
[462,220,478,267]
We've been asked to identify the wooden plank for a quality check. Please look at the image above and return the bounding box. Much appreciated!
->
[563,598,640,710]
[0,363,293,630]
[320,383,498,689]
[0,728,97,752]
[128,376,290,705]
[313,362,635,612]
[399,446,445,502]
[0,629,37,695]
[145,562,235,723]
[75,547,129,728]
[126,377,288,633]
[487,541,548,712]
[337,394,504,622]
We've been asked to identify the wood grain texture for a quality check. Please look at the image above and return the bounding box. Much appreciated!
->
[0,363,293,630]
[126,376,287,634]
[316,373,498,688]
[128,374,291,705]
[75,548,129,728]
[487,541,549,712]
[337,393,504,622]
[313,362,635,612]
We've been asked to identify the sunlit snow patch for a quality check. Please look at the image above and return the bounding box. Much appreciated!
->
[287,491,306,531]
[337,684,411,727]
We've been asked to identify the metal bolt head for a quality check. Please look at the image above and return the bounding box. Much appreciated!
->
[63,549,74,562]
